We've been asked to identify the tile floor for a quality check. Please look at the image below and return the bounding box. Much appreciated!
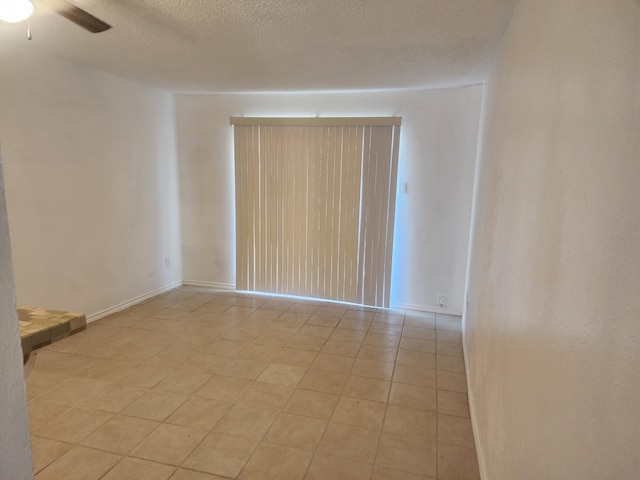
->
[26,286,480,480]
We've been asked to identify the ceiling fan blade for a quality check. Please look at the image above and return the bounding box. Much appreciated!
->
[54,0,111,33]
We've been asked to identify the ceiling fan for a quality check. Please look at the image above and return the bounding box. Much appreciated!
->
[0,0,111,33]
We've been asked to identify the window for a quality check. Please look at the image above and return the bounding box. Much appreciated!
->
[232,117,400,307]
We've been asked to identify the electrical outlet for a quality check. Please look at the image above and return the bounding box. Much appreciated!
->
[437,294,445,307]
[164,257,170,268]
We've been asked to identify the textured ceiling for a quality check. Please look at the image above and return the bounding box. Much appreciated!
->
[0,0,517,92]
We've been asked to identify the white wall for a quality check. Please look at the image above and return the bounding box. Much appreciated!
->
[464,1,640,478]
[175,87,482,312]
[0,155,33,479]
[0,45,182,319]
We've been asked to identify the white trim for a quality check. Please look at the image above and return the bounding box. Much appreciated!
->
[85,280,182,323]
[182,280,236,291]
[391,302,463,317]
[463,318,487,480]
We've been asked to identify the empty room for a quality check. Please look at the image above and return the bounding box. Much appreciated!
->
[0,1,638,479]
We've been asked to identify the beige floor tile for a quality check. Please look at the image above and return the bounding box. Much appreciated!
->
[338,318,373,332]
[101,457,176,480]
[399,337,436,354]
[357,344,398,363]
[33,407,113,443]
[342,375,390,402]
[393,365,437,388]
[321,340,362,357]
[196,375,251,402]
[317,422,380,464]
[200,339,249,358]
[250,308,283,320]
[436,330,462,345]
[130,423,207,466]
[28,291,478,480]
[39,377,146,413]
[122,390,188,421]
[31,436,72,474]
[351,359,394,381]
[215,327,260,342]
[436,342,464,358]
[214,405,278,441]
[287,333,327,351]
[435,319,462,333]
[263,412,327,451]
[369,323,403,336]
[316,305,348,317]
[331,328,367,342]
[437,390,470,418]
[81,414,159,454]
[217,358,268,380]
[116,364,175,388]
[261,299,294,311]
[311,353,355,373]
[26,370,69,398]
[375,432,437,477]
[33,351,102,377]
[151,309,189,321]
[77,359,138,382]
[166,397,231,431]
[233,317,275,331]
[181,354,230,375]
[287,304,318,315]
[273,347,318,367]
[307,314,341,327]
[153,370,211,395]
[342,309,375,321]
[238,443,312,480]
[436,355,466,374]
[170,469,229,480]
[401,326,436,341]
[364,333,400,348]
[298,369,348,394]
[28,399,72,431]
[383,405,437,439]
[437,371,468,393]
[256,363,307,386]
[373,313,404,325]
[112,345,164,363]
[169,334,216,352]
[144,349,195,369]
[372,466,434,480]
[284,389,339,420]
[239,344,283,362]
[266,320,304,335]
[437,444,480,480]
[35,445,121,480]
[182,432,257,478]
[389,383,437,412]
[396,349,436,369]
[404,316,436,329]
[236,382,295,410]
[305,453,373,480]
[438,414,476,449]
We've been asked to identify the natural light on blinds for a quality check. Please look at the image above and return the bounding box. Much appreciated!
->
[231,117,401,308]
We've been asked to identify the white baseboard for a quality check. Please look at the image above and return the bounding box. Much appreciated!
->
[391,302,463,317]
[86,280,182,323]
[181,280,236,291]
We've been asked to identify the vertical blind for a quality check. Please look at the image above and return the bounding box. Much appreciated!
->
[231,117,400,308]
